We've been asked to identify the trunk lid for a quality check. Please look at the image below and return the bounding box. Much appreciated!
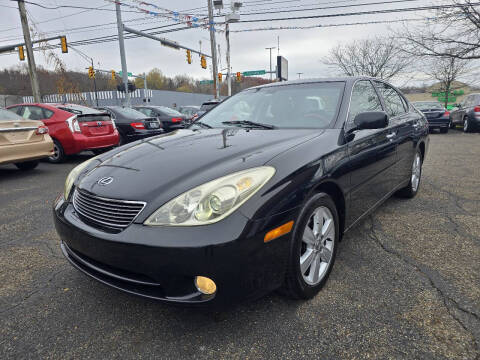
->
[78,114,115,137]
[0,120,43,146]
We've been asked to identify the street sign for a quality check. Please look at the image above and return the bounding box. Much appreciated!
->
[118,71,132,77]
[200,80,214,84]
[242,70,266,76]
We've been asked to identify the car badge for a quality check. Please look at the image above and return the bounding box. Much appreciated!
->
[97,121,103,126]
[97,177,114,186]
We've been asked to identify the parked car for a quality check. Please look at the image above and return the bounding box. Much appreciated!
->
[54,77,428,305]
[412,101,451,133]
[133,105,187,132]
[95,106,163,145]
[195,99,221,117]
[449,93,480,132]
[7,103,119,163]
[178,105,201,121]
[0,108,53,170]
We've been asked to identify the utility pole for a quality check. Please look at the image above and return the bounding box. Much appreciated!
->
[226,23,231,97]
[91,59,99,106]
[17,0,40,102]
[297,72,303,79]
[115,2,130,106]
[207,0,219,99]
[143,72,148,102]
[265,47,276,81]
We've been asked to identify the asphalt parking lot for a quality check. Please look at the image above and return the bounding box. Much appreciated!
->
[0,129,479,359]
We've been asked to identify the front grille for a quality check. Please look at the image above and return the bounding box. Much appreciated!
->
[73,189,146,230]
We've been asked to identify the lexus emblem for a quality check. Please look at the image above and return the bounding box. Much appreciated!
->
[97,177,113,186]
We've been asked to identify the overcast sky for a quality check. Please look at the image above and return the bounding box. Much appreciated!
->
[0,0,446,85]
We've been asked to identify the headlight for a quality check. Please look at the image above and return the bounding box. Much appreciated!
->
[64,157,97,200]
[144,166,275,226]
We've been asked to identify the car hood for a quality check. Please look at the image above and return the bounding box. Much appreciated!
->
[77,128,322,205]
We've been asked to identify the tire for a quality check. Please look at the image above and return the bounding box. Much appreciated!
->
[463,117,473,133]
[48,139,66,163]
[281,193,339,300]
[396,149,422,198]
[450,120,456,129]
[440,127,448,134]
[117,132,127,146]
[14,161,39,171]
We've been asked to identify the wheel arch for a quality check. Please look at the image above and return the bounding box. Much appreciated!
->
[311,180,346,240]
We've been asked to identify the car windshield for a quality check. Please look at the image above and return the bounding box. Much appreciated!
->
[195,82,345,129]
[57,104,102,114]
[0,108,23,121]
[112,107,148,119]
[155,106,183,116]
[413,102,444,110]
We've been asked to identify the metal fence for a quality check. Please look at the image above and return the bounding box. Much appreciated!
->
[22,89,215,108]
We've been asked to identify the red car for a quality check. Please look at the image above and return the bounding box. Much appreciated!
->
[7,103,119,163]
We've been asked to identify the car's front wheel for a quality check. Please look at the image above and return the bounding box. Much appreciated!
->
[281,193,339,299]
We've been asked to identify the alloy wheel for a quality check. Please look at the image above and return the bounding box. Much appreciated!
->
[50,143,59,161]
[411,152,421,192]
[464,118,469,132]
[300,206,335,286]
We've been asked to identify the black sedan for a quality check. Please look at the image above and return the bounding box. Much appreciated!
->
[412,101,451,133]
[95,106,163,145]
[54,77,428,305]
[133,105,188,132]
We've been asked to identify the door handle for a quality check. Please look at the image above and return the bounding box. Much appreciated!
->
[386,132,396,140]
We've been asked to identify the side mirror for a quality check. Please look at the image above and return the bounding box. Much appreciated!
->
[353,111,389,131]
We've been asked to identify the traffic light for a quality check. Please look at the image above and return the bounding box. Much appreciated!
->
[201,55,207,69]
[111,70,116,80]
[60,36,68,53]
[218,72,222,82]
[186,50,192,64]
[18,46,25,61]
[236,71,241,82]
[88,66,95,79]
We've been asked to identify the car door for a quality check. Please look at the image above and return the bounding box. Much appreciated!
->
[453,96,469,124]
[374,81,416,188]
[345,80,398,227]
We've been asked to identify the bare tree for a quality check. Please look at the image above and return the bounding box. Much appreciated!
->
[400,0,480,60]
[424,56,471,108]
[323,37,409,80]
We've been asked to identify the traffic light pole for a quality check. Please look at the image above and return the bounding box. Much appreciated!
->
[17,0,41,102]
[115,3,130,107]
[207,0,219,99]
[91,60,99,107]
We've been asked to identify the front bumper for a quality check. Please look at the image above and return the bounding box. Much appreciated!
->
[54,196,296,305]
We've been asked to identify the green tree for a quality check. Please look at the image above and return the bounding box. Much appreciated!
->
[146,68,165,89]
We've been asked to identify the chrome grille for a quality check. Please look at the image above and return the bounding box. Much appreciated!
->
[73,189,146,230]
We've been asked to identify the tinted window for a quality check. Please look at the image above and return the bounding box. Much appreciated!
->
[111,107,147,119]
[348,80,382,124]
[197,82,345,129]
[44,109,54,118]
[8,106,22,115]
[136,108,156,117]
[0,108,24,121]
[413,102,444,110]
[200,103,218,111]
[23,106,45,120]
[155,106,183,116]
[375,82,406,117]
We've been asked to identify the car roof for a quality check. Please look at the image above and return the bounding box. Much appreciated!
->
[247,76,379,91]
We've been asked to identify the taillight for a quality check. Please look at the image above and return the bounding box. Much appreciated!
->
[130,122,145,129]
[66,115,81,133]
[35,125,48,135]
[171,117,183,123]
[474,106,480,112]
[443,111,450,116]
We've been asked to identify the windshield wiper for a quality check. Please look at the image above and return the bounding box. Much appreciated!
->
[191,121,212,128]
[222,120,276,129]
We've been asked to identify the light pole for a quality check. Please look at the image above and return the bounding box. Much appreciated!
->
[225,2,242,97]
[297,72,303,79]
[115,2,130,106]
[207,0,219,99]
[265,47,276,81]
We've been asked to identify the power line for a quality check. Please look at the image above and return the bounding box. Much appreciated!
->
[8,0,143,13]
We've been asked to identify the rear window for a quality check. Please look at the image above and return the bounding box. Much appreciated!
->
[112,107,148,119]
[0,108,23,121]
[200,102,219,111]
[155,106,183,116]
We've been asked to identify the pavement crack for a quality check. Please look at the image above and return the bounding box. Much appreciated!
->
[365,215,480,357]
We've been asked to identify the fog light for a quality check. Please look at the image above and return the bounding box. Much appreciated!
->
[195,276,217,295]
